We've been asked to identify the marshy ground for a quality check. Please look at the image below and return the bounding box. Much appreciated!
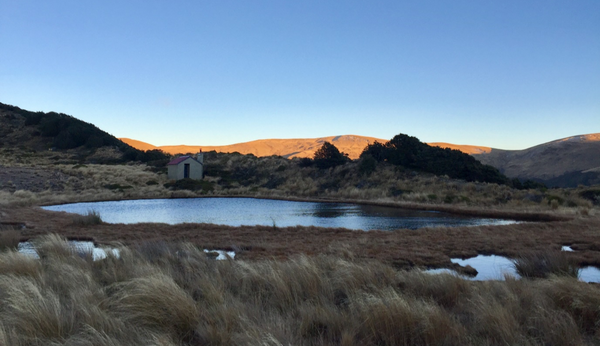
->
[3,204,600,272]
[2,151,600,344]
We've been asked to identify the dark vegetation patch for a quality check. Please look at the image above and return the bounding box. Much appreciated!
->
[580,189,600,205]
[533,170,600,188]
[164,178,214,193]
[0,102,170,166]
[103,184,133,191]
[360,134,542,188]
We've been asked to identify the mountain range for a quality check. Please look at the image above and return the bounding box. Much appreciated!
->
[121,134,600,188]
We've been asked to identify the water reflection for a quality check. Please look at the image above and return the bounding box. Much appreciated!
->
[310,203,348,218]
[426,254,600,283]
[42,197,517,231]
[18,241,119,261]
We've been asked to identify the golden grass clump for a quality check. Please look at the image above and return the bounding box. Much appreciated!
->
[0,250,41,278]
[0,235,599,345]
[107,274,200,341]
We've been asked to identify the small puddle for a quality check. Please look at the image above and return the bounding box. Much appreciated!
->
[580,267,600,283]
[450,255,518,280]
[426,248,600,283]
[204,249,236,260]
[17,241,119,261]
[16,241,235,261]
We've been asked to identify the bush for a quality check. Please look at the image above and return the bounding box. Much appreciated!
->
[360,133,510,184]
[297,157,314,167]
[358,154,377,176]
[313,142,350,169]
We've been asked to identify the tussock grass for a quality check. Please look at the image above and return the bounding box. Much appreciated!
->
[0,235,599,345]
[71,210,103,226]
[0,229,21,251]
[513,250,580,279]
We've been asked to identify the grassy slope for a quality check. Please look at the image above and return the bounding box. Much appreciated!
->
[0,102,169,166]
[473,134,600,187]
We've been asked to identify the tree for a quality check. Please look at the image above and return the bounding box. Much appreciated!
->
[360,141,387,162]
[313,142,350,169]
[385,134,423,167]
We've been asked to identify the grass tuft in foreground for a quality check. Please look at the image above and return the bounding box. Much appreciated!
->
[0,229,20,251]
[0,235,599,345]
[513,250,580,279]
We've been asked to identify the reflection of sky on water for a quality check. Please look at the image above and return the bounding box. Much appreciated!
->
[43,198,516,231]
[426,254,600,283]
[451,255,519,281]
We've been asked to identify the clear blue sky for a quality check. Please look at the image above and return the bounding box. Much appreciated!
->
[1,1,598,149]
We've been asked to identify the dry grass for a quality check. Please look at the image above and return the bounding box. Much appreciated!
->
[2,148,597,217]
[7,206,600,271]
[0,229,21,251]
[513,250,580,279]
[71,210,103,226]
[0,235,599,345]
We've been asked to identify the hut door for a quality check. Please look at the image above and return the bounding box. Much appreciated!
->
[184,164,190,178]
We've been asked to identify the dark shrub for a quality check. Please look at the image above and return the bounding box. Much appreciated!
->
[358,154,377,176]
[580,189,600,205]
[298,157,314,167]
[360,133,510,185]
[313,142,350,169]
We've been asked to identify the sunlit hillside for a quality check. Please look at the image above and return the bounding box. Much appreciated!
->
[123,132,600,187]
[121,135,386,159]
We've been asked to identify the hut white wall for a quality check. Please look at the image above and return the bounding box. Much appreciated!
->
[168,158,203,180]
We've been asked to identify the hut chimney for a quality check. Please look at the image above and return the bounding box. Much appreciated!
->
[196,150,204,164]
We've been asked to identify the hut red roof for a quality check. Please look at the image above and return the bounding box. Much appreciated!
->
[167,156,191,165]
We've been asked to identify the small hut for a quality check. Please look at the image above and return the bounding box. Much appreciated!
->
[167,152,204,180]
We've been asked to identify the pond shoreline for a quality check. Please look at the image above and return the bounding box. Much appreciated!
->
[41,197,521,230]
[37,194,573,223]
[3,204,599,272]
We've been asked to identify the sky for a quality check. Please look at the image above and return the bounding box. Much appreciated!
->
[1,1,598,150]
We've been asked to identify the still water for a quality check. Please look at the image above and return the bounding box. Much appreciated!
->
[42,197,516,231]
[426,253,600,283]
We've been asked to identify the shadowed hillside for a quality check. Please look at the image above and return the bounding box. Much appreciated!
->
[0,103,169,165]
[471,134,600,187]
